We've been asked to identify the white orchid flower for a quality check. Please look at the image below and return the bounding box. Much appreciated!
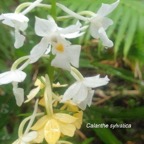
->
[51,36,81,70]
[0,13,29,48]
[0,70,26,85]
[0,0,43,48]
[61,68,109,110]
[29,16,83,63]
[0,70,26,106]
[56,0,119,47]
[13,100,39,144]
[89,0,120,47]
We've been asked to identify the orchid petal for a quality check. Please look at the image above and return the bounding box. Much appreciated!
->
[98,27,113,47]
[97,0,120,17]
[25,87,40,103]
[54,113,77,123]
[13,86,24,106]
[29,37,50,63]
[14,29,25,48]
[87,90,95,106]
[35,17,56,37]
[66,45,81,68]
[22,131,37,142]
[59,21,83,38]
[31,129,44,143]
[1,16,14,27]
[0,70,26,85]
[44,119,60,144]
[58,122,76,137]
[89,22,99,38]
[73,111,83,129]
[51,54,71,70]
[31,115,49,130]
[84,75,109,88]
[72,83,88,104]
[102,17,113,30]
[62,82,81,102]
[78,89,94,110]
[0,13,29,30]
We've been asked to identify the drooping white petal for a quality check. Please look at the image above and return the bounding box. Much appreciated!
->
[97,0,120,17]
[35,16,57,37]
[19,20,28,31]
[14,29,25,48]
[102,17,113,30]
[89,21,99,39]
[77,89,95,110]
[61,82,82,102]
[29,37,50,63]
[77,89,94,110]
[83,75,109,88]
[0,70,26,85]
[22,131,37,142]
[51,53,71,70]
[98,27,113,47]
[87,90,95,106]
[90,15,113,38]
[13,86,24,107]
[72,83,88,104]
[66,45,81,68]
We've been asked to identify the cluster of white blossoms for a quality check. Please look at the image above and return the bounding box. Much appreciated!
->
[0,0,120,143]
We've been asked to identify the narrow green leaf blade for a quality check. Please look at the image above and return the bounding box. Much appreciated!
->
[114,7,131,57]
[123,11,138,58]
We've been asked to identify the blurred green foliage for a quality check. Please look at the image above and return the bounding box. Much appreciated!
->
[0,0,144,144]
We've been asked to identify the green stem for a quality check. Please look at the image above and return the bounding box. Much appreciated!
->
[15,2,31,13]
[11,56,29,70]
[18,112,44,137]
[24,99,38,135]
[15,1,51,14]
[51,0,57,20]
[71,67,84,81]
[56,3,88,21]
[57,11,95,21]
[22,0,43,15]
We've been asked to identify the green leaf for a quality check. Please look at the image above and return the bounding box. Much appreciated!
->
[114,7,131,58]
[92,62,141,84]
[107,7,123,37]
[82,138,94,144]
[87,107,144,119]
[123,11,138,58]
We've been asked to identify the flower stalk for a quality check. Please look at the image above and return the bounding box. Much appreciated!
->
[11,56,29,70]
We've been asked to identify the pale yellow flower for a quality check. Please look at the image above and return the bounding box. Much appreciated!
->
[31,113,80,144]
